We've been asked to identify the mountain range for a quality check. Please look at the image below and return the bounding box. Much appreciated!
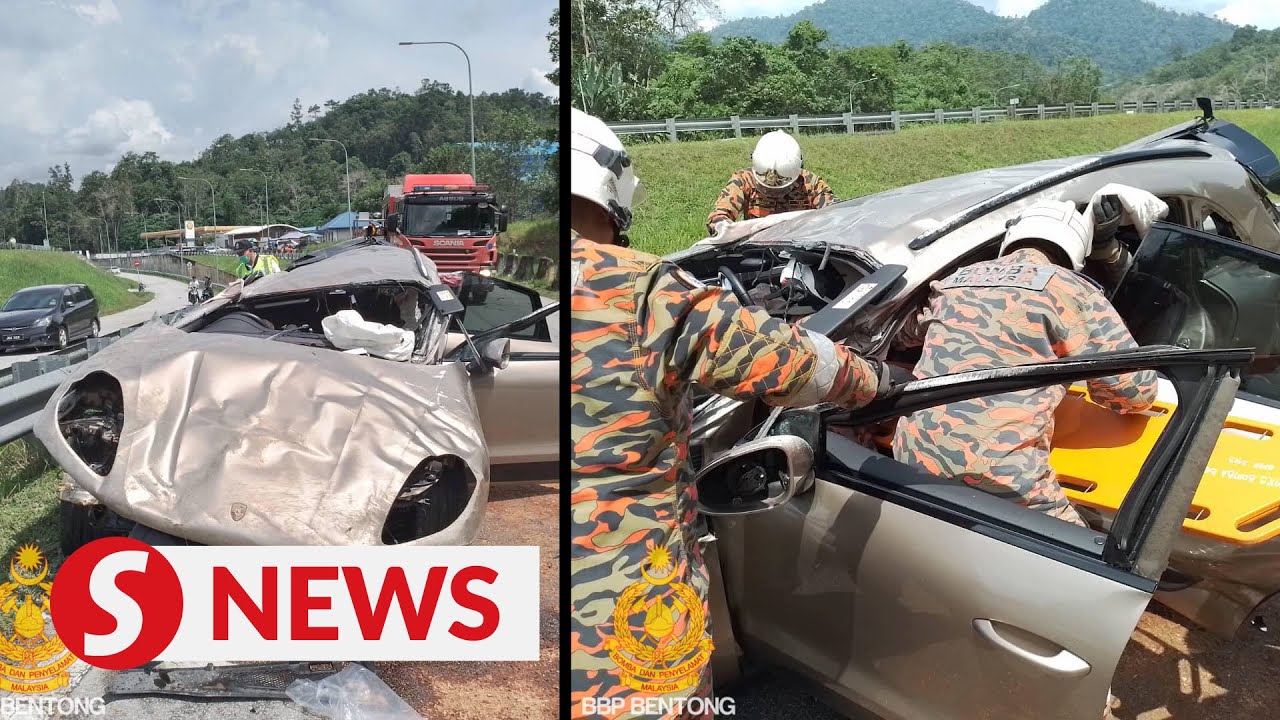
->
[710,0,1236,78]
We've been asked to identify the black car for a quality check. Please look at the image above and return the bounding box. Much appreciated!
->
[0,284,100,352]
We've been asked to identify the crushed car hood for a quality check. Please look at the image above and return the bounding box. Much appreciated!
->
[242,244,440,299]
[33,323,489,546]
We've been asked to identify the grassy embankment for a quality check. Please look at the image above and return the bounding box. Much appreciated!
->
[0,250,153,313]
[0,252,154,572]
[629,109,1280,256]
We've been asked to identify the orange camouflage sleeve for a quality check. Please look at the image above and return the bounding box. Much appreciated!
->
[807,172,835,208]
[1050,274,1157,413]
[707,171,750,233]
[645,263,882,410]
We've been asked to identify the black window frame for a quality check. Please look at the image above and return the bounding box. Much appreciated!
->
[1113,221,1280,408]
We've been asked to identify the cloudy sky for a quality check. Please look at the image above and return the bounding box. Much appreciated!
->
[715,0,1280,30]
[0,0,558,187]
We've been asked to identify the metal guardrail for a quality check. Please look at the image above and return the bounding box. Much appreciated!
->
[609,98,1280,141]
[0,314,176,445]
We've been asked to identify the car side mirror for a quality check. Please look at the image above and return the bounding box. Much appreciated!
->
[497,206,509,233]
[694,435,815,516]
[468,337,511,374]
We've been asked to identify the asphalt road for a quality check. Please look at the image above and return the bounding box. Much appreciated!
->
[0,272,190,372]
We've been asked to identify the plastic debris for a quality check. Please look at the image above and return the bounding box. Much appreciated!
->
[285,663,421,720]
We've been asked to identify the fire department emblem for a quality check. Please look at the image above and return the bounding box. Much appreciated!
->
[0,544,75,693]
[606,545,713,694]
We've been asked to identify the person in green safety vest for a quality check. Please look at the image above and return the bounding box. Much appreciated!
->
[232,239,281,279]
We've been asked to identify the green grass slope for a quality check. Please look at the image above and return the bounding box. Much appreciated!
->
[0,251,152,315]
[629,109,1280,256]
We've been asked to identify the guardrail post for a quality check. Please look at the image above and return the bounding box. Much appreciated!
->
[891,110,901,132]
[789,114,800,133]
[1091,102,1099,116]
[665,118,678,143]
[1037,104,1045,120]
[972,107,982,124]
[12,361,41,384]
[842,112,854,133]
[730,115,742,138]
[1067,102,1075,118]
[934,108,944,124]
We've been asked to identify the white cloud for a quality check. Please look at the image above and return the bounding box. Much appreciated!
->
[66,99,174,155]
[74,0,120,25]
[521,67,556,96]
[1216,2,1280,28]
[0,0,559,184]
[994,0,1044,16]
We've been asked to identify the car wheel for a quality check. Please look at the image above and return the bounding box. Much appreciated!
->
[59,499,136,556]
[55,326,68,349]
[89,318,100,337]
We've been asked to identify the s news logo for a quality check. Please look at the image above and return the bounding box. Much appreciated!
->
[51,538,182,670]
[51,539,538,669]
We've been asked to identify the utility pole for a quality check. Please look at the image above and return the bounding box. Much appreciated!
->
[41,188,49,247]
[308,138,351,238]
[178,176,216,229]
[238,168,270,226]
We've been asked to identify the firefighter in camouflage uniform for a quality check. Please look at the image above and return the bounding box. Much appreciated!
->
[892,196,1159,528]
[570,108,901,719]
[706,130,834,235]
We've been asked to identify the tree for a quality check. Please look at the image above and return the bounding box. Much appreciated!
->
[547,8,560,85]
[289,98,303,128]
[646,0,720,38]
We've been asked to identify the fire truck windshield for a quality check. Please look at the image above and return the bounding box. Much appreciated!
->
[403,202,494,237]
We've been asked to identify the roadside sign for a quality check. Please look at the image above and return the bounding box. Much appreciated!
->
[1009,97,1020,105]
[133,261,140,268]
[184,220,195,240]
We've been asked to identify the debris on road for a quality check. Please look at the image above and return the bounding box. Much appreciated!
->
[286,663,421,720]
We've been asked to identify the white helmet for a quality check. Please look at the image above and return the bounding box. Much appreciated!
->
[570,107,645,232]
[1000,199,1093,271]
[751,131,803,193]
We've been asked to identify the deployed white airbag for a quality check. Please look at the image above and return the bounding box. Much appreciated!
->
[322,309,414,361]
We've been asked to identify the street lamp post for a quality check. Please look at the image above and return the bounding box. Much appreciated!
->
[992,83,1021,107]
[94,217,108,257]
[847,75,879,114]
[398,41,476,179]
[308,138,352,238]
[178,176,216,230]
[238,168,270,226]
[153,198,184,249]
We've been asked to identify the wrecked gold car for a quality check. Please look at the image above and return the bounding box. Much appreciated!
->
[36,240,558,549]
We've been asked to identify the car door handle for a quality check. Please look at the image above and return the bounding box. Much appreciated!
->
[973,619,1091,678]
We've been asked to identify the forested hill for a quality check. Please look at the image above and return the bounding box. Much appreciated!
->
[1121,25,1280,100]
[0,81,558,252]
[710,0,1234,78]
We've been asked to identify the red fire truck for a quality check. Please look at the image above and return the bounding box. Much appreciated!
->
[385,173,507,304]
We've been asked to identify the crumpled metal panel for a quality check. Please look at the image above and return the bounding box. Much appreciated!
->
[33,322,488,546]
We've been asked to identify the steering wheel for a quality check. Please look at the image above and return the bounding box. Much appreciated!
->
[718,266,753,307]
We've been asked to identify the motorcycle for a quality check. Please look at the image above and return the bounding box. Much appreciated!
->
[187,277,213,304]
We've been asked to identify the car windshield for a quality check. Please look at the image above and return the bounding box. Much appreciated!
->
[403,202,494,237]
[2,289,60,311]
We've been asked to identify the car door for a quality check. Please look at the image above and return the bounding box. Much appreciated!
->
[460,277,559,476]
[60,288,82,337]
[71,287,92,336]
[712,348,1245,720]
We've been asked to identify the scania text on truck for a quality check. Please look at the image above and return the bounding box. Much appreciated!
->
[385,173,508,304]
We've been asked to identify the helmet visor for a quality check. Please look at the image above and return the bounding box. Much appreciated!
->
[752,168,797,191]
